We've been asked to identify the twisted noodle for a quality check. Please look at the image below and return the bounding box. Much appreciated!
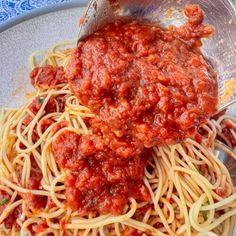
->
[0,41,235,235]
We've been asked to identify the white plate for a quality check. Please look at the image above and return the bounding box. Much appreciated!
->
[0,2,235,235]
[0,4,85,108]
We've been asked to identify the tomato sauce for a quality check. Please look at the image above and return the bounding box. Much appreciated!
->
[53,131,150,215]
[21,94,67,145]
[28,94,66,115]
[30,65,67,89]
[66,4,218,150]
[32,219,48,233]
[53,5,218,216]
[4,205,22,230]
[19,157,47,213]
[0,190,23,230]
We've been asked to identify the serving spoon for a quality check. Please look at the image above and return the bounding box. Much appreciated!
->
[78,0,236,176]
[78,0,236,111]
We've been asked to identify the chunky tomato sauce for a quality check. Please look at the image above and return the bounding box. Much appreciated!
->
[0,190,20,230]
[53,131,150,215]
[18,157,47,213]
[30,65,67,89]
[55,5,218,216]
[66,4,217,150]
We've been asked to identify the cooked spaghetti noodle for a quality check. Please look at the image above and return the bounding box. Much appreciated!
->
[0,40,235,236]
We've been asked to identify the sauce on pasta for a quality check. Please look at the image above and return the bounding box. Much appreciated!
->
[57,4,218,216]
[2,5,233,236]
[67,4,218,150]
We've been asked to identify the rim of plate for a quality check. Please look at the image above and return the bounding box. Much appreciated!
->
[0,0,88,33]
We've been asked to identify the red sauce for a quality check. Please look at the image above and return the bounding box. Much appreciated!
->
[133,204,152,222]
[0,190,22,230]
[175,5,214,42]
[21,94,67,145]
[53,5,218,216]
[131,231,148,236]
[53,131,150,215]
[194,133,202,144]
[45,197,57,210]
[66,4,217,150]
[59,217,67,231]
[30,65,67,89]
[215,186,227,198]
[154,223,164,229]
[51,120,68,134]
[122,228,151,236]
[40,118,55,133]
[28,95,66,115]
[4,205,22,230]
[32,219,48,233]
[19,157,47,213]
[79,15,85,26]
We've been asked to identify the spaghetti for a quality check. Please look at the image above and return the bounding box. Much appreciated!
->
[0,4,236,236]
[0,41,235,236]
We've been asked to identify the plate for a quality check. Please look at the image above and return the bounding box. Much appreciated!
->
[0,1,86,108]
[0,1,235,234]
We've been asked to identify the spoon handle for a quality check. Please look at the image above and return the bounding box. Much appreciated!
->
[79,0,236,113]
[216,98,236,115]
[78,0,114,42]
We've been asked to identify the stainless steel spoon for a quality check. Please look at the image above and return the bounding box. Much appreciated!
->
[78,0,236,112]
[78,0,236,176]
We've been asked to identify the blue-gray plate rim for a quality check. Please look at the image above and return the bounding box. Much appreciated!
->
[0,0,87,33]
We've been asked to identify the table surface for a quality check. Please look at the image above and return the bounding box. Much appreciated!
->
[0,0,235,24]
[0,0,72,23]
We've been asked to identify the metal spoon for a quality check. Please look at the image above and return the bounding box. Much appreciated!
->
[78,0,236,176]
[78,0,236,112]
